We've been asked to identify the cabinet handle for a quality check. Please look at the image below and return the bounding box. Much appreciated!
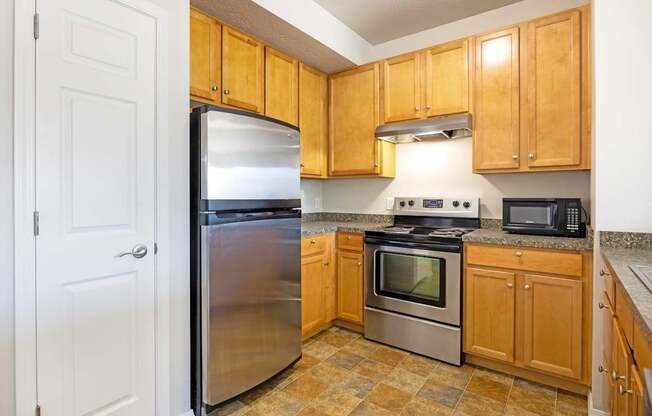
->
[618,384,633,396]
[598,302,610,311]
[611,370,626,382]
[600,270,606,277]
[528,153,535,159]
[515,251,523,257]
[524,284,530,290]
[426,105,431,110]
[346,236,352,240]
[506,283,513,288]
[357,262,362,266]
[374,163,379,167]
[415,106,420,111]
[512,155,518,160]
[323,262,329,266]
[598,364,608,374]
[211,85,219,92]
[309,239,316,245]
[300,163,305,168]
[223,89,230,95]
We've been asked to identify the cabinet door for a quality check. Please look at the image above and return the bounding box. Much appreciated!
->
[189,9,221,103]
[383,52,422,122]
[329,64,380,176]
[629,365,644,416]
[222,26,264,113]
[337,250,364,325]
[299,63,327,177]
[612,321,632,416]
[265,47,298,125]
[522,274,582,379]
[526,10,581,168]
[425,38,469,117]
[473,27,520,171]
[301,254,326,336]
[465,268,516,362]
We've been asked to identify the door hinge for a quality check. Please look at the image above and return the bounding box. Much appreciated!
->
[35,404,41,416]
[33,211,40,236]
[33,13,39,40]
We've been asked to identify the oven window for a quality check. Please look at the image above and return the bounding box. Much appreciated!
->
[376,252,445,307]
[509,205,553,226]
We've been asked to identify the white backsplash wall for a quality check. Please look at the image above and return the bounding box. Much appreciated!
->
[300,178,324,213]
[310,137,591,220]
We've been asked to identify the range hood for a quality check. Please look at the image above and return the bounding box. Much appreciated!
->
[375,113,472,144]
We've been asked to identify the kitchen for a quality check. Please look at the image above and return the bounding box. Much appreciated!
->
[2,1,652,416]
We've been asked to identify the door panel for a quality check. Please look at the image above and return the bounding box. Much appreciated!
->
[383,52,421,122]
[329,64,380,176]
[299,63,327,177]
[222,26,264,112]
[301,254,327,336]
[522,274,582,379]
[526,10,581,168]
[464,268,515,362]
[473,27,520,171]
[36,0,158,414]
[426,39,470,116]
[337,251,364,324]
[190,8,221,103]
[612,321,632,416]
[265,47,298,126]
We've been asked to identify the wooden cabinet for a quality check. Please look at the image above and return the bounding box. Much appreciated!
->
[265,47,298,125]
[299,63,327,177]
[522,274,583,379]
[526,10,581,168]
[464,243,592,391]
[301,234,334,338]
[329,63,395,177]
[629,364,645,416]
[189,8,221,104]
[465,268,515,363]
[425,38,470,117]
[612,322,633,416]
[221,26,264,113]
[382,52,422,122]
[337,250,364,325]
[473,27,521,171]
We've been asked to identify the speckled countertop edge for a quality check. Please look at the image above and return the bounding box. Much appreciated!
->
[301,221,392,236]
[462,228,594,251]
[601,246,652,346]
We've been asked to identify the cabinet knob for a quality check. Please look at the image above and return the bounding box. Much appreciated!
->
[611,370,625,382]
[415,106,420,111]
[211,85,219,92]
[357,262,362,266]
[346,236,352,240]
[512,155,518,160]
[598,302,609,310]
[323,261,329,266]
[600,270,606,277]
[515,251,523,257]
[300,163,305,168]
[374,163,379,167]
[426,105,431,110]
[506,283,513,288]
[223,89,230,95]
[524,284,530,290]
[598,364,608,374]
[618,384,633,396]
[528,153,535,159]
[309,239,316,245]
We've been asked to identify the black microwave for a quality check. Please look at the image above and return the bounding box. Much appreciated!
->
[502,198,586,238]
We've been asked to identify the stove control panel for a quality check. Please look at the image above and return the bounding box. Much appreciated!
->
[393,197,480,218]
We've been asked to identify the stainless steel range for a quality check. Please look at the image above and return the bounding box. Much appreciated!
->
[364,197,480,366]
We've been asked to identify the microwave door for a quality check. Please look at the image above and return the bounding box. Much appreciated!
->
[507,203,556,229]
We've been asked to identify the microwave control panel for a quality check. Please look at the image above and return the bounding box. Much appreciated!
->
[566,206,580,232]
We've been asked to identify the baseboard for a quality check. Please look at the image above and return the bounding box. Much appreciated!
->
[588,392,610,416]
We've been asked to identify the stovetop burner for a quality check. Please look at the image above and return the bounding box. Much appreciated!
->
[376,225,474,240]
[382,226,415,234]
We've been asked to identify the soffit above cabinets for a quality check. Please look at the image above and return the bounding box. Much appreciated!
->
[191,0,357,73]
[313,0,525,45]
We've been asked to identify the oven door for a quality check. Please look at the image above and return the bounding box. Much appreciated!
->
[365,242,461,326]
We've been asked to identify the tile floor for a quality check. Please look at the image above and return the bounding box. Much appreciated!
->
[208,326,588,416]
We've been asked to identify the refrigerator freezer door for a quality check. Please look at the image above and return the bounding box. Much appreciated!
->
[201,109,300,201]
[200,215,301,405]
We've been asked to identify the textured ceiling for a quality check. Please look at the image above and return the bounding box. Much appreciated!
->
[314,0,525,45]
[191,0,357,73]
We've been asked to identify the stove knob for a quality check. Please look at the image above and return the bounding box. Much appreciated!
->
[399,201,406,207]
[408,200,415,207]
[452,200,460,208]
[463,201,471,208]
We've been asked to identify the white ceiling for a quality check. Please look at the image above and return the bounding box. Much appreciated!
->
[313,0,525,45]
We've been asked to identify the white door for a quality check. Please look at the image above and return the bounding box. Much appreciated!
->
[35,0,158,414]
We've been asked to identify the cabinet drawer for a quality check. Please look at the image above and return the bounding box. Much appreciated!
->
[302,234,329,257]
[337,232,364,252]
[615,284,634,348]
[466,245,583,277]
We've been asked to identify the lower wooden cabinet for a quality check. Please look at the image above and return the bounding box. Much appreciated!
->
[336,250,364,325]
[300,234,334,338]
[464,243,592,391]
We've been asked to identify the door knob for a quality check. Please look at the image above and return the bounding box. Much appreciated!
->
[115,244,148,259]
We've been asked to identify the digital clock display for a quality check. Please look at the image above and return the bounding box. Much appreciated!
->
[423,199,443,208]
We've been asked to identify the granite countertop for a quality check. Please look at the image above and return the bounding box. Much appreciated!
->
[462,228,594,251]
[602,247,652,345]
[301,221,392,236]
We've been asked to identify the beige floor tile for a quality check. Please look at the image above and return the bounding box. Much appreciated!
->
[293,354,321,373]
[466,371,512,403]
[313,388,363,416]
[342,339,381,358]
[308,362,350,384]
[555,389,588,416]
[368,346,407,367]
[332,372,378,399]
[303,340,339,360]
[397,354,440,377]
[383,367,427,395]
[472,367,514,386]
[283,374,329,401]
[296,406,330,416]
[326,350,365,370]
[416,379,464,408]
[452,391,505,416]
[253,391,305,416]
[366,382,413,412]
[353,359,395,381]
[507,377,556,416]
[427,363,474,390]
[400,396,453,416]
[504,404,542,416]
[349,400,396,416]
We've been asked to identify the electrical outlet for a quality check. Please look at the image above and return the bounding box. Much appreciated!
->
[386,197,394,210]
[314,198,322,210]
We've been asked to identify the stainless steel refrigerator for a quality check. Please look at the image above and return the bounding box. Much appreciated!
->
[190,106,301,415]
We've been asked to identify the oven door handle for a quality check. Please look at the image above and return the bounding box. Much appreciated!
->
[364,237,460,253]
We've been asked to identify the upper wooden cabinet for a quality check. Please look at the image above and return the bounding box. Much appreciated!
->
[189,9,221,104]
[265,47,298,125]
[299,63,327,178]
[473,6,591,173]
[526,10,581,168]
[329,63,395,177]
[473,27,521,171]
[425,38,470,117]
[221,26,264,113]
[382,52,422,122]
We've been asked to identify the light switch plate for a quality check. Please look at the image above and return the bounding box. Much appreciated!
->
[314,198,322,210]
[386,197,394,210]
